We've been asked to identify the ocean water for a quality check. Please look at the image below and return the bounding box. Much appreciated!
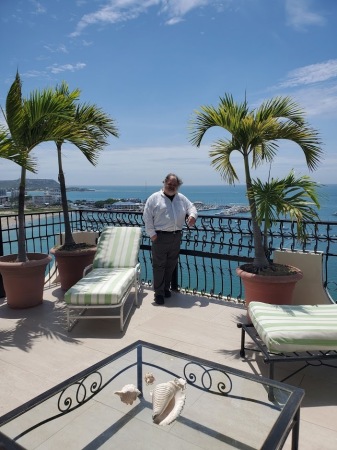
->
[64,184,246,205]
[62,184,337,222]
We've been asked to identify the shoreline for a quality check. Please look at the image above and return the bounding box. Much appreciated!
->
[0,212,17,228]
[0,211,56,229]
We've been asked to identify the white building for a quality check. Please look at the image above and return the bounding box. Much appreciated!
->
[31,192,61,205]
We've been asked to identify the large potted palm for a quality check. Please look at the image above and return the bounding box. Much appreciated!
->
[235,171,320,306]
[49,82,119,291]
[0,121,37,301]
[190,94,322,306]
[0,73,87,308]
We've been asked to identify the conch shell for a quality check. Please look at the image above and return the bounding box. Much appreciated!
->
[114,384,141,405]
[144,372,155,385]
[151,378,187,426]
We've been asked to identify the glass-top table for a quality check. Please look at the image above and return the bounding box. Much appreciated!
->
[0,340,304,450]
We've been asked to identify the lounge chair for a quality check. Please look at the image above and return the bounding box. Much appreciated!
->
[64,226,142,332]
[238,302,337,381]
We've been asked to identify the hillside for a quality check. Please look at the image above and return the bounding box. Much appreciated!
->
[0,179,60,190]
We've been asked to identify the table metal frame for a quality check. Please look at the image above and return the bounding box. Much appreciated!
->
[0,340,304,450]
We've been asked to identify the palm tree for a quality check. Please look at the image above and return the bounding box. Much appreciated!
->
[53,82,119,249]
[250,171,320,258]
[189,94,323,270]
[1,72,88,262]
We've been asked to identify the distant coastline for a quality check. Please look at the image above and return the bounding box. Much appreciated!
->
[66,187,96,192]
[0,178,97,193]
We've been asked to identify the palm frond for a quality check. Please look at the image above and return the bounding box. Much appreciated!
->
[250,172,321,239]
[209,140,240,184]
[255,96,306,126]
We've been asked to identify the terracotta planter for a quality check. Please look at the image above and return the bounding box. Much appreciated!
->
[236,264,303,308]
[0,253,52,309]
[50,246,97,291]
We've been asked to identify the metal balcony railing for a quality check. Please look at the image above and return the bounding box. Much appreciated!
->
[1,210,337,301]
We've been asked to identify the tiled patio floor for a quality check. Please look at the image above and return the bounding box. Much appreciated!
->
[0,284,336,449]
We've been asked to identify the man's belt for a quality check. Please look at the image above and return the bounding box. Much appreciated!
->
[155,230,182,234]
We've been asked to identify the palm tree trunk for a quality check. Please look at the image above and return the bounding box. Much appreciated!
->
[17,167,27,262]
[251,210,269,269]
[243,153,269,270]
[57,142,75,247]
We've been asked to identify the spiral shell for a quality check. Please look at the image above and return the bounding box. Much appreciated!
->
[144,372,155,385]
[152,378,186,426]
[114,384,141,405]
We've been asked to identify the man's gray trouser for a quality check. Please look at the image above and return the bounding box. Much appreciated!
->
[151,232,181,297]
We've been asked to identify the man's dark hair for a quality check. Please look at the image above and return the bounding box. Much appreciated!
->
[163,173,183,187]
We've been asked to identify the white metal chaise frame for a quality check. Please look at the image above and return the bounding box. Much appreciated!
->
[64,226,142,332]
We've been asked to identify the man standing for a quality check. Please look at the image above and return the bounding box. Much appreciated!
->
[143,173,198,305]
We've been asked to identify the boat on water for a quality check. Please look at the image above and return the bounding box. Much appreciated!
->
[215,205,250,216]
[193,201,221,211]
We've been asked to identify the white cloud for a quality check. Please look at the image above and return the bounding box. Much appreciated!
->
[281,60,337,88]
[82,40,93,47]
[23,69,47,78]
[70,0,159,37]
[292,85,337,117]
[166,17,184,26]
[285,0,325,30]
[47,63,86,74]
[30,0,46,15]
[44,44,69,54]
[0,139,327,186]
[70,0,216,36]
[0,143,217,186]
[0,138,332,185]
[19,62,86,81]
[160,0,209,18]
[268,60,337,117]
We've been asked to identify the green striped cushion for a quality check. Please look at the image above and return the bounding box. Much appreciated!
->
[249,302,337,353]
[93,227,141,269]
[64,268,135,305]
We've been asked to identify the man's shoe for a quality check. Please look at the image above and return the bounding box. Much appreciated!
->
[164,290,171,298]
[155,295,165,305]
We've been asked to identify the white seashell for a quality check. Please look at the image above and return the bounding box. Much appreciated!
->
[144,372,155,385]
[152,378,187,426]
[114,384,141,405]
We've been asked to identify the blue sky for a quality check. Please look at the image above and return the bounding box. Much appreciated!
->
[1,0,337,186]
